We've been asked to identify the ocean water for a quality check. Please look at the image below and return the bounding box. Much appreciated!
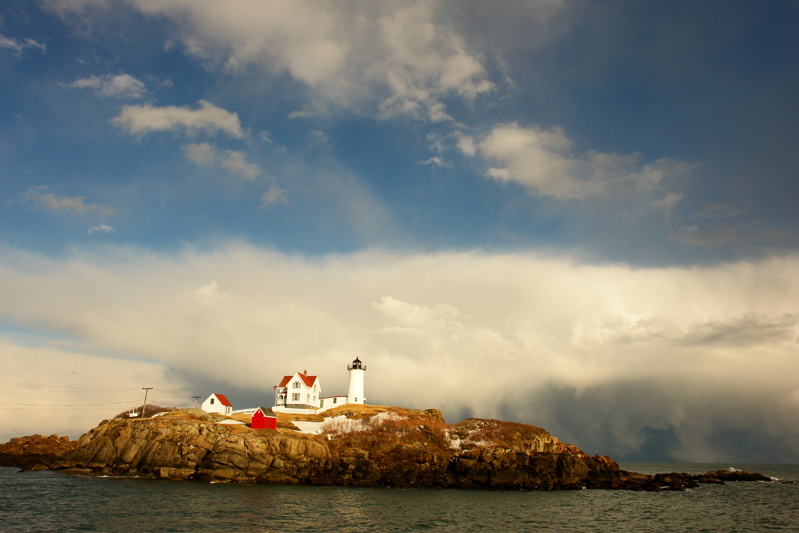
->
[0,464,796,532]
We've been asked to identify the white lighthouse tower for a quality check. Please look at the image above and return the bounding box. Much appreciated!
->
[346,357,366,404]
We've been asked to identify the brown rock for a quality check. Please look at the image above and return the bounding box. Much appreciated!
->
[0,434,76,471]
[0,408,778,492]
[158,467,195,480]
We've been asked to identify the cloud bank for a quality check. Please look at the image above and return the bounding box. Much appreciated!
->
[1,244,797,461]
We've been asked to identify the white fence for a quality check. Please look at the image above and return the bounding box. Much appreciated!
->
[233,396,350,417]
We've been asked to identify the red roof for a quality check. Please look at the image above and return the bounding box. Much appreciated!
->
[212,393,232,407]
[277,372,317,388]
[299,373,317,387]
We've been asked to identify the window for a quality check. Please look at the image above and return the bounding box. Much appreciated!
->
[210,398,215,404]
[293,381,300,389]
[292,393,300,401]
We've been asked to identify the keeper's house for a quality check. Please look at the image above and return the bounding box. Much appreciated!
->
[273,371,321,410]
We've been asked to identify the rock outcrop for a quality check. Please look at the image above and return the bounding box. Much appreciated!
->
[0,433,76,471]
[0,407,776,490]
[59,409,329,483]
[318,411,624,490]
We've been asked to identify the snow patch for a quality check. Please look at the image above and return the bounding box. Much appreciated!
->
[321,412,405,434]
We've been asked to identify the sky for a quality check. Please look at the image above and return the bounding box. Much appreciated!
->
[1,0,798,463]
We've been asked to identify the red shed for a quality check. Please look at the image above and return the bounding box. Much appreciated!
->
[251,407,277,430]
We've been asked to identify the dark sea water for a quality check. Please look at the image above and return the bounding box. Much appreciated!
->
[0,464,796,532]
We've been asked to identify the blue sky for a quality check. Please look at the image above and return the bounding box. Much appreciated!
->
[1,0,798,463]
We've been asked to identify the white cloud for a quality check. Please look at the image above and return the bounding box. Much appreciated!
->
[374,2,494,121]
[463,123,693,200]
[0,34,46,54]
[373,295,461,331]
[0,244,797,460]
[130,0,349,83]
[65,74,146,98]
[476,123,582,198]
[64,1,500,122]
[87,224,115,235]
[220,150,261,179]
[183,141,216,165]
[455,133,477,156]
[419,156,446,167]
[183,142,261,179]
[260,182,288,208]
[652,192,683,211]
[113,100,245,138]
[570,311,799,349]
[195,280,226,308]
[21,186,114,217]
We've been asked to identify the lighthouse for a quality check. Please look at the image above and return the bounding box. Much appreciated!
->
[346,357,366,404]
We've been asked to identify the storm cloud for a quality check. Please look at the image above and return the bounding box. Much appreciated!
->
[1,245,797,461]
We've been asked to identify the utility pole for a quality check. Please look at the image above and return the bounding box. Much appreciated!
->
[141,387,153,418]
[192,396,201,408]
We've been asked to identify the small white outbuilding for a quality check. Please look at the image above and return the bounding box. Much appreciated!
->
[201,393,233,416]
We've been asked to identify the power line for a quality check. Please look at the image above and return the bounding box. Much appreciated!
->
[0,379,194,398]
[0,379,141,392]
[0,407,140,411]
[0,400,139,407]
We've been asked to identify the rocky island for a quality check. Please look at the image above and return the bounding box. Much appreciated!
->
[0,405,773,491]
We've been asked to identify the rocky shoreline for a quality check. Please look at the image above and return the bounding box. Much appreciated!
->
[0,407,777,491]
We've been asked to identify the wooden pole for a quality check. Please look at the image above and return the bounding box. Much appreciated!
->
[141,387,152,418]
